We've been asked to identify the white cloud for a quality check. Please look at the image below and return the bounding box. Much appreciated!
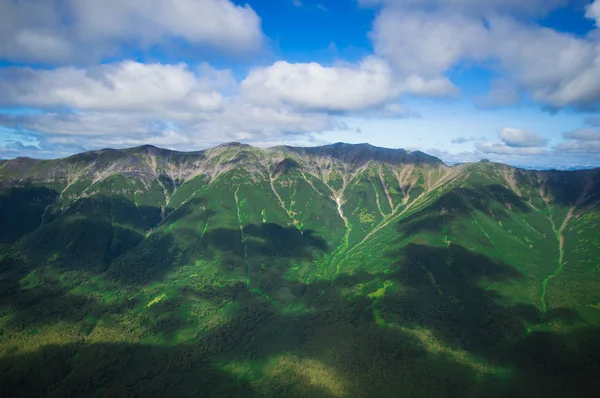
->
[498,127,547,147]
[0,0,263,64]
[241,57,455,112]
[472,127,547,155]
[472,124,600,158]
[0,103,344,155]
[0,58,443,126]
[0,60,358,155]
[558,125,600,154]
[367,0,600,111]
[556,140,600,153]
[489,18,600,110]
[0,61,227,114]
[563,128,600,141]
[371,10,488,77]
[0,57,443,156]
[475,142,548,155]
[587,0,600,26]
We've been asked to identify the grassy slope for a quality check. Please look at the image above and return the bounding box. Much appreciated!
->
[0,145,599,397]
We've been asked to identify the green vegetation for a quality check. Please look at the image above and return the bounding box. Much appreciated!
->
[0,143,599,397]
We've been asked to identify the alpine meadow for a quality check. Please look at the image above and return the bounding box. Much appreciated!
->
[1,142,599,397]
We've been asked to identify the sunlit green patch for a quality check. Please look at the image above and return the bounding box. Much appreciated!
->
[261,208,267,223]
[400,325,511,377]
[146,293,167,308]
[372,307,386,327]
[367,280,393,300]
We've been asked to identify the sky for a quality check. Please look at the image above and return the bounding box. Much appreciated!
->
[1,0,600,168]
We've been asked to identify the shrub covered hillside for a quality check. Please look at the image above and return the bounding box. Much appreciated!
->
[1,142,599,397]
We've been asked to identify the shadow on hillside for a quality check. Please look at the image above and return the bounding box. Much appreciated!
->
[106,221,329,287]
[400,184,530,238]
[383,243,528,358]
[0,188,331,334]
[0,254,131,333]
[1,239,599,397]
[0,185,58,243]
[1,186,328,284]
[541,170,599,207]
[13,194,163,274]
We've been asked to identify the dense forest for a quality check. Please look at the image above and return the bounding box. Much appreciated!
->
[1,143,599,397]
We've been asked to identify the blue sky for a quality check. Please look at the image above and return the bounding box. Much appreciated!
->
[1,0,600,168]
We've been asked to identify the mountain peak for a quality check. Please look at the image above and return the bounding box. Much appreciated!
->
[277,142,444,167]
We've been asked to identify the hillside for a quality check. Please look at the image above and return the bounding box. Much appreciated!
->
[1,143,600,397]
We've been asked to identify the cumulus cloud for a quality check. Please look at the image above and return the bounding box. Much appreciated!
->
[0,55,451,158]
[558,123,600,154]
[470,122,600,160]
[498,127,547,147]
[0,62,230,114]
[471,127,547,155]
[0,60,362,156]
[365,0,600,111]
[0,0,263,64]
[371,10,488,77]
[587,0,600,26]
[241,57,456,112]
[492,18,600,111]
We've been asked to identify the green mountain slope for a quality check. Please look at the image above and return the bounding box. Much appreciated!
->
[1,143,599,397]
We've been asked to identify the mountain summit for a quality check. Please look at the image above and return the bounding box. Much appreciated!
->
[1,143,599,396]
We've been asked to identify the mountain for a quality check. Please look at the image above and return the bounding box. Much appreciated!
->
[1,143,599,397]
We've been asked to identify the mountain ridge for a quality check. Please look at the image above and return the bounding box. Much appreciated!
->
[4,142,598,172]
[1,142,442,163]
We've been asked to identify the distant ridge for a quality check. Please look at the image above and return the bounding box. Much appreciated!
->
[4,142,445,166]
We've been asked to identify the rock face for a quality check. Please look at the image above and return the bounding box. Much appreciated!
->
[0,143,599,397]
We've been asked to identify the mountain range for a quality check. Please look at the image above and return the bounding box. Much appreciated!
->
[1,142,599,397]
